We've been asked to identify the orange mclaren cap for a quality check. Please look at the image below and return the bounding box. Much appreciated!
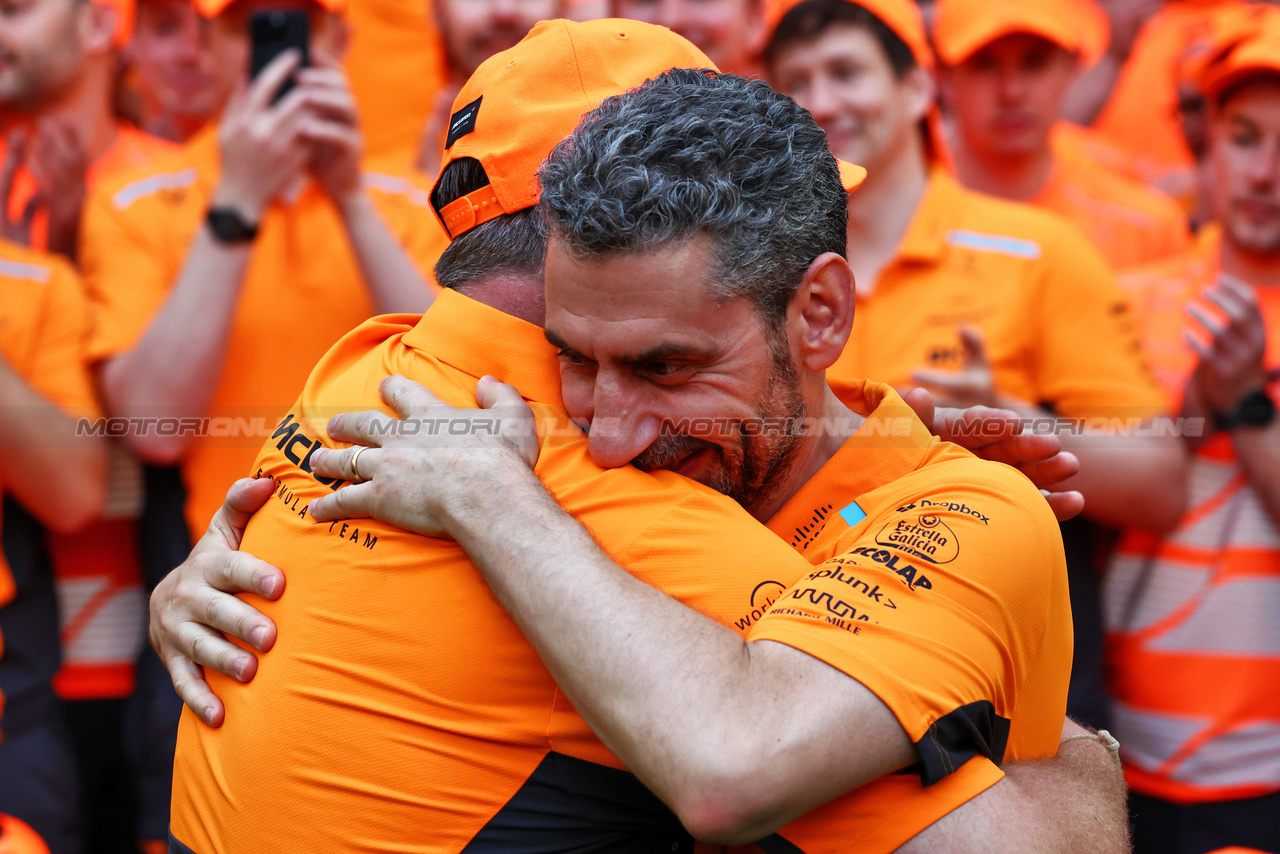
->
[931,0,1110,68]
[763,0,951,167]
[1199,6,1280,102]
[433,17,867,241]
[765,0,932,69]
[194,0,345,20]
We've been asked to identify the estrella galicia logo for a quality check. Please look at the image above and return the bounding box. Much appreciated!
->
[875,515,959,564]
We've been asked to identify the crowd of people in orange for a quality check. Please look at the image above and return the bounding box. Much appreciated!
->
[0,0,1276,853]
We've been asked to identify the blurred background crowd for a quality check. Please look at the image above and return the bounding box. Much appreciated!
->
[0,0,1277,852]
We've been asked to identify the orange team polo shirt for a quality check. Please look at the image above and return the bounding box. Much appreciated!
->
[1106,227,1280,805]
[1033,150,1191,271]
[1,121,175,251]
[343,0,448,160]
[742,380,1072,853]
[169,291,1015,853]
[831,169,1167,420]
[79,124,443,541]
[0,239,98,720]
[1092,0,1244,182]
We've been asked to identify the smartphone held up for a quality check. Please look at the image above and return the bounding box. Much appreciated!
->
[249,9,309,103]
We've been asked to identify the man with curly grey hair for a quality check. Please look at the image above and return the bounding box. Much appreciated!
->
[297,68,1119,850]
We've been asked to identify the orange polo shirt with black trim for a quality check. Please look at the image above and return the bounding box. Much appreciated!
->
[741,379,1072,853]
[833,169,1166,420]
[1033,152,1191,271]
[80,125,443,541]
[0,239,98,733]
[169,291,1051,852]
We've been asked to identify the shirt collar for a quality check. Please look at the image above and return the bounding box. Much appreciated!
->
[767,378,939,542]
[403,289,563,405]
[894,168,967,265]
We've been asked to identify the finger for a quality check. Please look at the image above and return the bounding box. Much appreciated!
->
[195,578,277,650]
[952,406,1022,444]
[901,387,937,432]
[165,653,225,727]
[306,482,377,523]
[206,476,276,547]
[1216,273,1255,303]
[310,445,381,484]
[180,620,257,683]
[204,546,284,602]
[1186,302,1226,340]
[957,326,989,368]
[978,434,1070,468]
[247,49,302,113]
[1044,490,1086,524]
[1016,452,1081,490]
[298,118,360,149]
[380,374,447,418]
[1202,286,1251,324]
[908,369,974,392]
[326,409,395,447]
[1183,328,1214,361]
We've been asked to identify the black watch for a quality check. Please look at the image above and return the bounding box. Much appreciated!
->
[205,206,260,243]
[1214,387,1277,431]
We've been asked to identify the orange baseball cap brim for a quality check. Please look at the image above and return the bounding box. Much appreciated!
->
[194,0,345,19]
[932,0,1109,68]
[838,158,868,193]
[1199,6,1280,102]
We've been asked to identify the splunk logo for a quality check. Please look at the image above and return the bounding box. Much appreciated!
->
[896,499,989,525]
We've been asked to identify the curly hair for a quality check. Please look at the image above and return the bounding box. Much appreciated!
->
[537,69,848,334]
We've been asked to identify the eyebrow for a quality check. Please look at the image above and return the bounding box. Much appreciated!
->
[543,329,717,365]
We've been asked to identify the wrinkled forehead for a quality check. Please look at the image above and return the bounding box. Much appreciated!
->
[542,234,761,358]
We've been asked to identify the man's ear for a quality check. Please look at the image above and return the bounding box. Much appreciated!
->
[82,1,119,55]
[791,252,855,372]
[322,12,350,63]
[903,64,937,124]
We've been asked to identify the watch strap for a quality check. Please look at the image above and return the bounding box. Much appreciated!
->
[205,206,260,243]
[1214,387,1277,431]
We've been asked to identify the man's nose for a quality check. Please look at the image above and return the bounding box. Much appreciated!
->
[586,371,662,469]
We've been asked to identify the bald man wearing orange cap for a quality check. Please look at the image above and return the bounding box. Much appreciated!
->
[933,0,1192,272]
[1104,13,1280,854]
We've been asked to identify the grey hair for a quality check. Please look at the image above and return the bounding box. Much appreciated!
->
[537,68,848,333]
[431,157,547,291]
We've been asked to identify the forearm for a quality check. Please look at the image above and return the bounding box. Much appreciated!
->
[442,460,907,842]
[899,738,1130,854]
[1230,421,1280,525]
[1007,406,1188,531]
[0,363,106,531]
[442,463,764,815]
[337,191,433,315]
[99,225,249,463]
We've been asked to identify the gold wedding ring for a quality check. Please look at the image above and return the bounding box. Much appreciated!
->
[349,446,369,483]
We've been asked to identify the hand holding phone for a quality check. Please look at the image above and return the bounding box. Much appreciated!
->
[249,9,309,104]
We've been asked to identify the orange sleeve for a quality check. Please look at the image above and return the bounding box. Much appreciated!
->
[363,168,448,290]
[79,185,180,365]
[1026,224,1168,418]
[25,259,99,417]
[747,471,1062,786]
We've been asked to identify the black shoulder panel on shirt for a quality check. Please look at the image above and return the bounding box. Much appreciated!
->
[462,751,694,853]
[915,699,1011,786]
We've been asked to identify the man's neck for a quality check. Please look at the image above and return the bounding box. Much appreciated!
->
[952,140,1054,203]
[747,382,863,523]
[846,140,930,296]
[13,56,119,163]
[1220,233,1280,287]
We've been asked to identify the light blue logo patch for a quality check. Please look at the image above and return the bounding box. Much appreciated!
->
[838,501,867,528]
